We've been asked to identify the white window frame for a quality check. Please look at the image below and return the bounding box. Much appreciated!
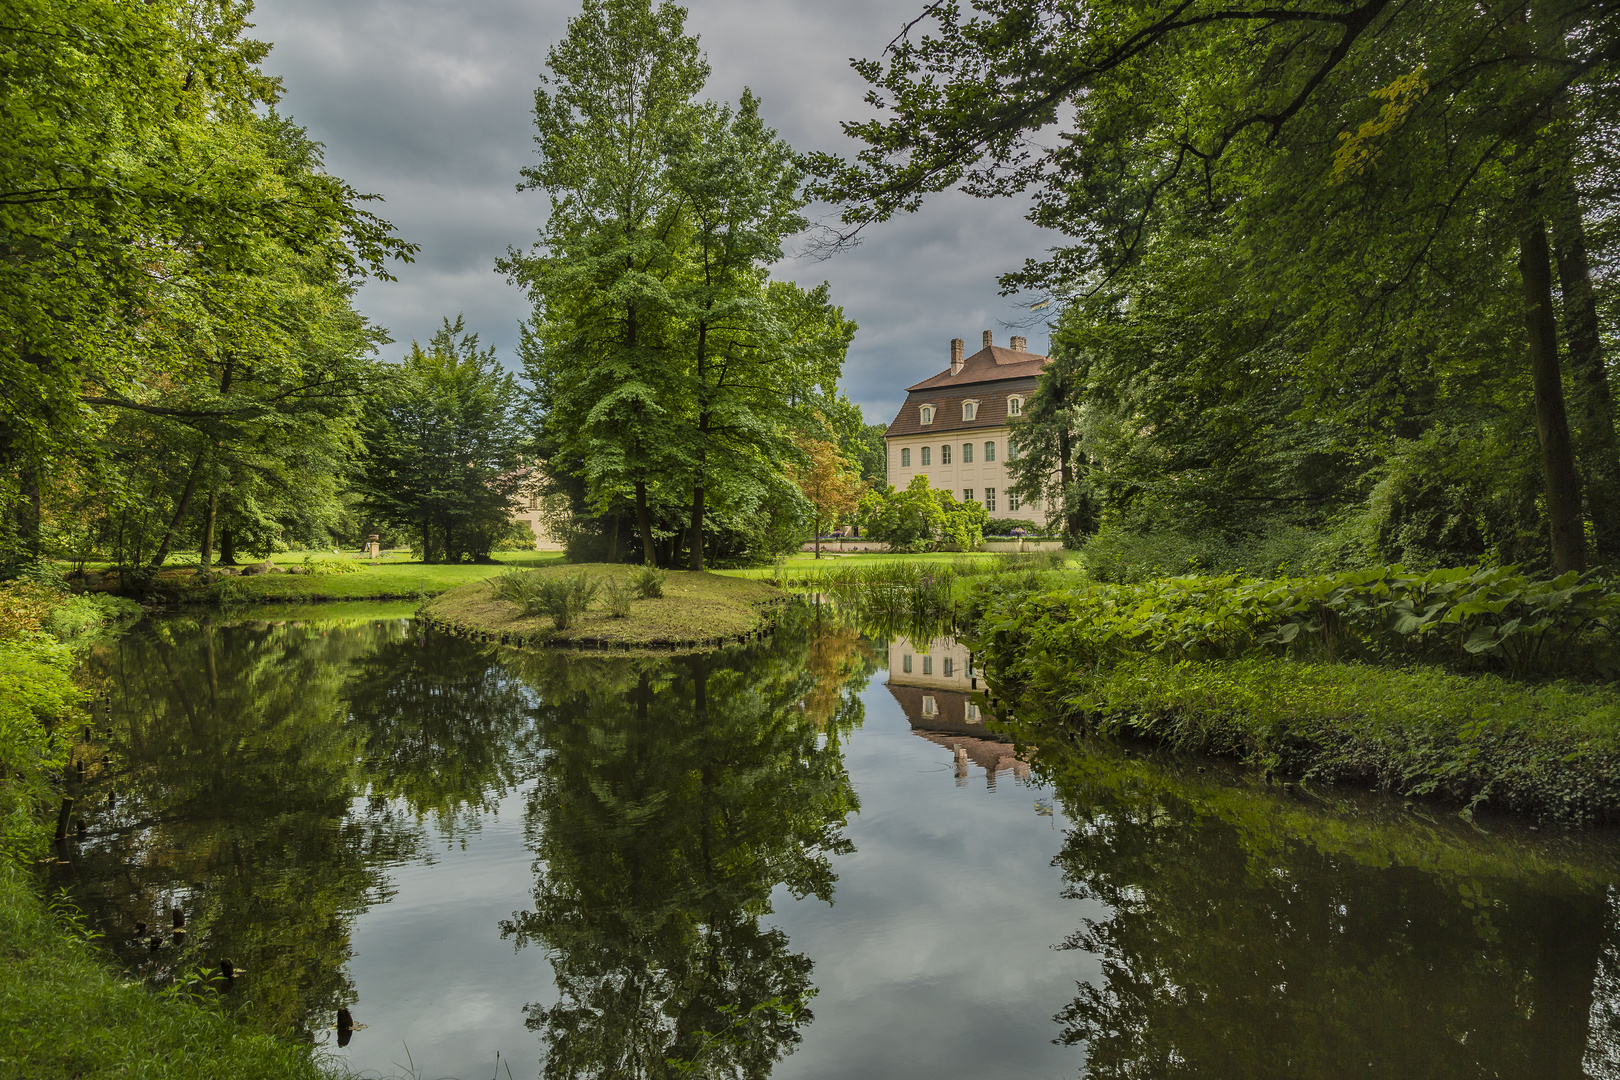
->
[962,399,979,421]
[985,487,996,512]
[920,404,935,425]
[1007,396,1023,416]
[901,447,911,468]
[962,442,974,464]
[941,444,952,465]
[984,441,995,462]
[921,446,931,467]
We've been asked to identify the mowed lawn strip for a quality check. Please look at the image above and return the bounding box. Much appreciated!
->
[419,564,784,649]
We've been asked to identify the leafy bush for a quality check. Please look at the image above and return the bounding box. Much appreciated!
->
[1081,521,1329,582]
[858,475,988,551]
[985,518,1042,537]
[46,594,142,645]
[971,564,1620,682]
[601,576,634,618]
[301,554,363,575]
[632,565,667,599]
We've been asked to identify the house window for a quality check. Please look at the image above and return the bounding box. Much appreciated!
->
[921,446,931,467]
[1008,396,1023,416]
[941,444,952,465]
[923,695,937,716]
[1008,492,1021,512]
[943,657,954,678]
[969,703,981,721]
[963,401,977,421]
[901,447,911,468]
[963,442,974,464]
[923,656,933,675]
[963,489,974,502]
[1031,497,1041,510]
[920,406,934,425]
[984,441,996,462]
[1008,439,1020,461]
[903,653,912,673]
[985,488,996,512]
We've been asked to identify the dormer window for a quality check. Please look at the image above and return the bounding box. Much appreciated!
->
[920,405,934,425]
[1007,396,1023,416]
[962,400,979,421]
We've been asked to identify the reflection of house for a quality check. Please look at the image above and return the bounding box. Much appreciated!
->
[887,633,1035,791]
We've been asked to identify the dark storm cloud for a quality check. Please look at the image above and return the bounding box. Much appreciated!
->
[250,0,1058,426]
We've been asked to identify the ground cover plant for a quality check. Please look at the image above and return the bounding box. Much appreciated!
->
[969,565,1620,821]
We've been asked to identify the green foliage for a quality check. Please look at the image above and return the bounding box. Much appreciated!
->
[973,565,1620,681]
[1013,654,1620,824]
[1081,521,1331,583]
[632,565,668,599]
[46,595,142,646]
[492,569,601,629]
[857,475,988,552]
[984,518,1043,537]
[357,316,526,564]
[299,555,363,576]
[601,576,635,618]
[0,633,76,864]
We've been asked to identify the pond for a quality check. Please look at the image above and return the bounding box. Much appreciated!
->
[48,602,1620,1079]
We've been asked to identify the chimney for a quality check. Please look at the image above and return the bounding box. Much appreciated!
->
[1011,335,1027,352]
[982,330,993,350]
[950,338,965,375]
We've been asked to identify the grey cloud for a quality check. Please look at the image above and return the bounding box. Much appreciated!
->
[252,0,1059,428]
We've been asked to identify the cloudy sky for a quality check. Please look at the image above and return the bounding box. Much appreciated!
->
[250,0,1059,426]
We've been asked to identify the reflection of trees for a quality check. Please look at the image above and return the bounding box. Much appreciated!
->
[501,629,860,1079]
[68,617,422,1038]
[1029,740,1619,1079]
[345,631,541,834]
[67,616,543,1041]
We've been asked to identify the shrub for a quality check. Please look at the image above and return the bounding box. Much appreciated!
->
[970,564,1620,685]
[1081,521,1328,583]
[632,565,667,599]
[601,576,634,618]
[858,475,988,551]
[491,570,600,629]
[301,554,363,575]
[46,594,141,645]
[985,518,1042,537]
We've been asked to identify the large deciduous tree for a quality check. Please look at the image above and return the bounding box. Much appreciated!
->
[357,318,526,564]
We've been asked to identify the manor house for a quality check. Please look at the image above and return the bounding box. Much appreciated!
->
[884,331,1048,518]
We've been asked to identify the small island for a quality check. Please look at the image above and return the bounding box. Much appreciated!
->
[416,564,786,650]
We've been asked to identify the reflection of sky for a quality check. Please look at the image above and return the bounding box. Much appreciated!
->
[327,668,1099,1079]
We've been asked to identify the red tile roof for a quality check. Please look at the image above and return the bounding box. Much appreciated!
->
[884,345,1049,439]
[905,345,1049,391]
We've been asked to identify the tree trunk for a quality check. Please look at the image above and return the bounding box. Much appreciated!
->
[688,484,706,571]
[635,481,655,567]
[219,523,237,566]
[199,489,218,569]
[150,450,206,568]
[1520,219,1586,573]
[608,515,619,563]
[1058,427,1079,542]
[814,507,822,559]
[1551,183,1620,567]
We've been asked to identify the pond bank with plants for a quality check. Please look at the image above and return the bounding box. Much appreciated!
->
[417,563,786,650]
[968,565,1620,824]
[0,577,336,1079]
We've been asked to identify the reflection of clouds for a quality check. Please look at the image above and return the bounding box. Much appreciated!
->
[250,0,1055,414]
[1586,886,1620,1080]
[763,680,1100,1078]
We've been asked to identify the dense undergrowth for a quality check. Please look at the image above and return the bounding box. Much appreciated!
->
[967,564,1620,823]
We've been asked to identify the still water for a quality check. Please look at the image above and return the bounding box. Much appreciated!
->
[52,604,1620,1078]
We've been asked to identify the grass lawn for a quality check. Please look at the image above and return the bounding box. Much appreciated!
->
[714,550,1021,579]
[419,563,784,650]
[95,550,568,604]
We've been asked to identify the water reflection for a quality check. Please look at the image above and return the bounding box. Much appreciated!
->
[497,618,867,1077]
[1015,731,1620,1079]
[51,602,1620,1079]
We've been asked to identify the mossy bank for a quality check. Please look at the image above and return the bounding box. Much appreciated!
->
[417,563,786,650]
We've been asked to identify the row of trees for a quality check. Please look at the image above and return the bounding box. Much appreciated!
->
[818,0,1618,574]
[2,0,416,576]
[504,0,868,570]
[4,0,882,573]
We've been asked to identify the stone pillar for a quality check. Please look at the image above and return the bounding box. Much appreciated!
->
[982,329,993,349]
[366,534,380,559]
[950,338,965,374]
